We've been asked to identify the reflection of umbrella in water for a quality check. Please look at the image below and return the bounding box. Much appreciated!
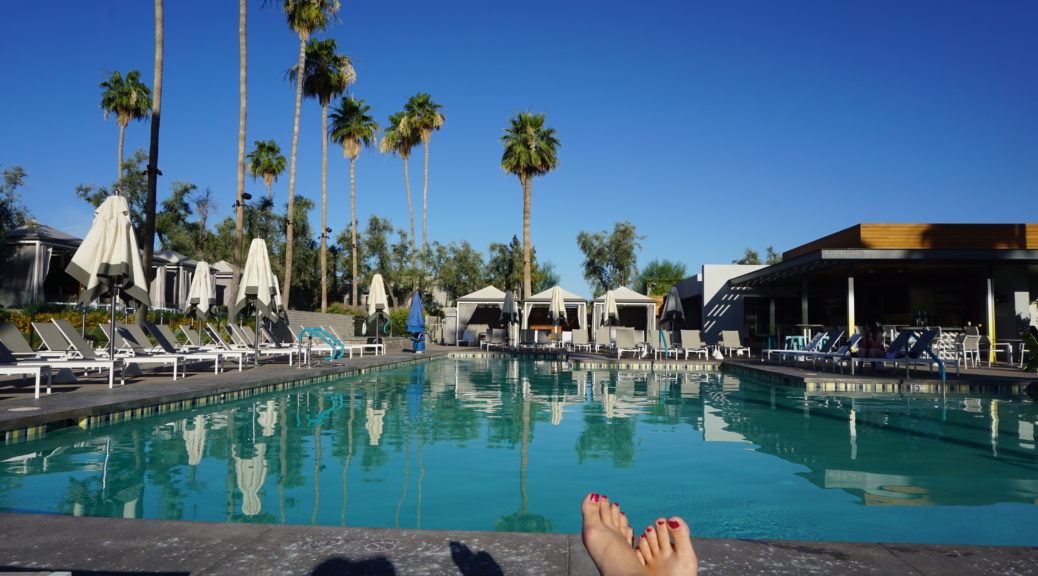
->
[366,402,386,446]
[183,260,215,332]
[65,194,151,361]
[602,289,619,326]
[233,443,268,516]
[257,399,278,437]
[182,414,208,466]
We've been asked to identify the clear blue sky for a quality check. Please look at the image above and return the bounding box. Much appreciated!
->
[2,0,1036,299]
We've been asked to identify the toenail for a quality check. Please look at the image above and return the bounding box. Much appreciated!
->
[657,519,665,525]
[613,502,619,507]
[646,527,654,532]
[668,520,680,529]
[621,512,626,516]
[640,534,647,539]
[590,493,600,502]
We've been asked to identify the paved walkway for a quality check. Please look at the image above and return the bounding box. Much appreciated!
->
[1,343,1035,575]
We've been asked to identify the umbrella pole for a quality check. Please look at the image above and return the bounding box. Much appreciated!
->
[110,286,119,360]
[254,305,260,367]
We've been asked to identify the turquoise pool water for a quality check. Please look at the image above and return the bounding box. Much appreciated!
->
[1,357,1036,545]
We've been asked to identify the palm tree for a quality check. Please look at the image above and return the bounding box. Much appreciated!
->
[231,0,249,315]
[500,112,560,298]
[100,70,152,180]
[380,111,419,283]
[246,141,287,203]
[329,96,378,307]
[401,93,444,274]
[139,0,164,324]
[279,0,340,307]
[292,37,354,312]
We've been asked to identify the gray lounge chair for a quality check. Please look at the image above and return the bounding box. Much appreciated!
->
[719,330,751,358]
[30,322,125,389]
[143,322,239,373]
[679,330,708,360]
[0,340,53,398]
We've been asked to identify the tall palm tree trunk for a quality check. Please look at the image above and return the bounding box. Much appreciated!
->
[403,157,416,287]
[117,124,126,180]
[349,157,358,307]
[284,34,307,306]
[139,0,163,324]
[320,104,329,312]
[231,0,247,316]
[421,139,429,276]
[522,175,532,298]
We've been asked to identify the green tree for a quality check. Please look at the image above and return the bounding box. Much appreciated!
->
[293,37,354,312]
[246,140,286,203]
[76,149,150,242]
[532,260,560,293]
[576,221,644,296]
[279,0,340,308]
[500,112,559,298]
[0,166,30,240]
[402,93,444,272]
[361,215,411,308]
[637,259,688,296]
[155,181,196,251]
[430,241,484,305]
[486,235,524,293]
[733,246,780,265]
[329,96,379,306]
[99,70,152,180]
[380,111,420,283]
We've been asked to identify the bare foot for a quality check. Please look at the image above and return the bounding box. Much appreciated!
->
[636,517,698,576]
[581,492,643,576]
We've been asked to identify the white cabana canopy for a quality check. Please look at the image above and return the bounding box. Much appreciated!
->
[456,285,507,343]
[522,286,588,330]
[591,286,657,336]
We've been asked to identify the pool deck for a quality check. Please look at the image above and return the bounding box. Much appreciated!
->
[1,343,1036,576]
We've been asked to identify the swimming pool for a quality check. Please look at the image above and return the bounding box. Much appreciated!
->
[1,357,1036,545]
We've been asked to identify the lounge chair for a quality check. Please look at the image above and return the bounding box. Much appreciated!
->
[763,332,825,363]
[0,322,66,359]
[678,330,708,360]
[615,327,641,359]
[718,330,751,358]
[483,328,507,350]
[30,321,125,389]
[143,322,240,373]
[570,329,592,352]
[0,341,53,398]
[593,326,613,353]
[792,330,844,367]
[851,330,915,375]
[798,333,860,372]
[896,329,959,380]
[209,323,296,364]
[96,322,184,380]
[651,330,678,360]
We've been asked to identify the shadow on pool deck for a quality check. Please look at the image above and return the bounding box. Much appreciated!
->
[1,342,1036,575]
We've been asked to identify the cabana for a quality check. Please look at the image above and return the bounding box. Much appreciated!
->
[591,286,657,336]
[0,222,81,308]
[522,286,588,332]
[455,286,507,344]
[150,249,197,311]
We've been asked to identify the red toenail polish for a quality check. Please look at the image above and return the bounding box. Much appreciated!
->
[668,520,680,529]
[601,494,608,499]
[646,527,654,532]
[590,493,600,502]
[613,502,619,507]
[640,534,647,540]
[657,519,665,525]
[621,512,626,516]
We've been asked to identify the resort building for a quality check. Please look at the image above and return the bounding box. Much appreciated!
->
[673,223,1038,348]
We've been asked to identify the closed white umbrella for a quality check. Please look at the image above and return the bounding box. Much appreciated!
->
[602,289,620,326]
[235,239,281,365]
[182,414,207,466]
[501,290,519,346]
[547,285,567,327]
[367,273,389,345]
[65,194,151,361]
[233,443,268,516]
[183,261,215,321]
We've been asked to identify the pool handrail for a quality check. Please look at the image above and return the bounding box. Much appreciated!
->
[298,327,346,360]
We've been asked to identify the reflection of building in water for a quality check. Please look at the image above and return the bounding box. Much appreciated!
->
[704,381,1038,507]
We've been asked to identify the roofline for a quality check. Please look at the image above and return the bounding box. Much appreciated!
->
[729,248,1038,286]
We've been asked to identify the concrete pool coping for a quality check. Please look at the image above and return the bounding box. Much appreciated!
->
[1,344,1036,575]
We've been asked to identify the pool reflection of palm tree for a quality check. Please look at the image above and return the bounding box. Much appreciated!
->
[496,397,553,533]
